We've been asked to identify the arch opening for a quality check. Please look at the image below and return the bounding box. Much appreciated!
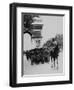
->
[23,33,32,51]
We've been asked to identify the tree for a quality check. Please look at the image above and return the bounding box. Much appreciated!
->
[55,34,63,51]
[42,34,63,53]
[23,14,39,30]
[42,38,57,53]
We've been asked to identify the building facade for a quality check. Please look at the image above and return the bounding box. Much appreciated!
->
[23,14,43,50]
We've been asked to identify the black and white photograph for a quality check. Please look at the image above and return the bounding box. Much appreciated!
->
[10,3,72,87]
[22,13,63,76]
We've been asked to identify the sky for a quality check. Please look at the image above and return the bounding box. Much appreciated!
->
[40,15,63,46]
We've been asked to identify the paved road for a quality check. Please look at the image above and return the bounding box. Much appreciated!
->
[23,52,63,76]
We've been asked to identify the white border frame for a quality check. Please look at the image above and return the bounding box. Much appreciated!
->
[16,7,69,84]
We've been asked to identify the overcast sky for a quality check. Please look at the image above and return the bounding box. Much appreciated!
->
[40,15,63,46]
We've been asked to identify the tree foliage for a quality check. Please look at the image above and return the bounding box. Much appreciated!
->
[55,34,63,50]
[23,14,39,30]
[42,34,63,52]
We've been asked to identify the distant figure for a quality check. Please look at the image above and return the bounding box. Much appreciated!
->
[50,44,60,69]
